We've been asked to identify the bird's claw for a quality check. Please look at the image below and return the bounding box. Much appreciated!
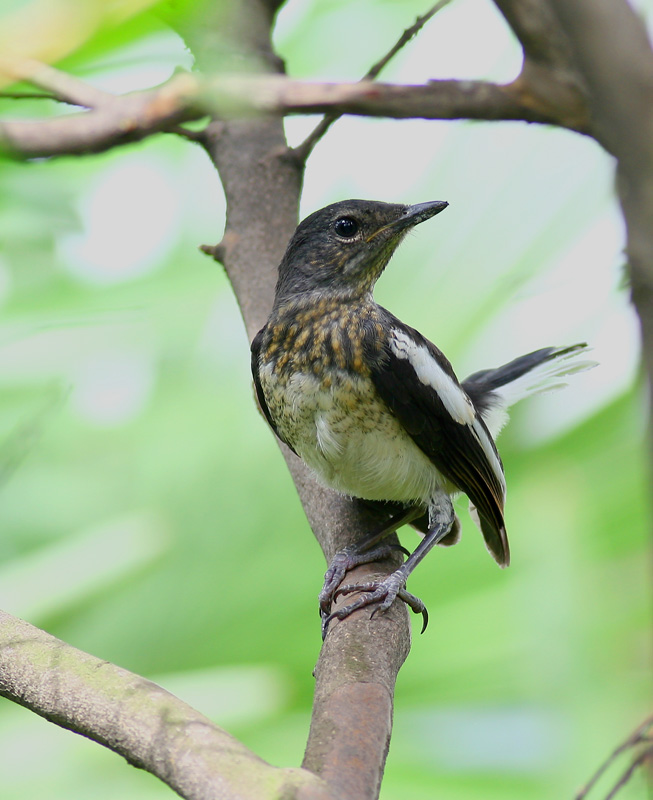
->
[318,543,405,617]
[321,572,429,639]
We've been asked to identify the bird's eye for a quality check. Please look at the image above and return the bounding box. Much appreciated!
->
[334,217,360,238]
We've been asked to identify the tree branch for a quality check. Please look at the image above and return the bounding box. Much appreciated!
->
[545,0,653,160]
[297,492,410,800]
[0,72,202,158]
[0,1,597,162]
[0,69,591,160]
[0,610,335,800]
[205,122,412,796]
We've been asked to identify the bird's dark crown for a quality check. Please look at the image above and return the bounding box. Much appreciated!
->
[273,199,448,307]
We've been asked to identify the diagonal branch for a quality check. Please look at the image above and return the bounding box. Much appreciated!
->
[0,610,335,800]
[364,0,454,81]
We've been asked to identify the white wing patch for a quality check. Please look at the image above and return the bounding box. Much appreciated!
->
[390,328,506,501]
[390,329,476,425]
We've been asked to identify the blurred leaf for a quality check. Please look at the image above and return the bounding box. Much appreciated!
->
[0,0,167,85]
[0,512,167,619]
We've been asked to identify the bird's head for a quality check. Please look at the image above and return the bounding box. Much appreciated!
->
[273,199,448,305]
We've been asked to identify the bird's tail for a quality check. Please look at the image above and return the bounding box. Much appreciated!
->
[463,344,595,438]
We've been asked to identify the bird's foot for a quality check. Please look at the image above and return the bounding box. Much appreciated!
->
[318,543,409,619]
[321,567,428,639]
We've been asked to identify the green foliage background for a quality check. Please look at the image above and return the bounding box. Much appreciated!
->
[0,1,649,798]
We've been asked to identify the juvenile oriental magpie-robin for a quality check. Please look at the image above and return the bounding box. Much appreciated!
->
[251,199,592,635]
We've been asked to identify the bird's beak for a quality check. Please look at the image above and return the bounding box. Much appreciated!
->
[404,200,449,225]
[366,200,448,242]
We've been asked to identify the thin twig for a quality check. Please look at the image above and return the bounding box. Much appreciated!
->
[365,0,454,81]
[0,56,114,108]
[169,123,208,143]
[604,744,652,800]
[0,91,57,101]
[292,0,454,163]
[575,714,653,799]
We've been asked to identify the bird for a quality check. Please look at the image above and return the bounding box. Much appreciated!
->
[251,199,593,636]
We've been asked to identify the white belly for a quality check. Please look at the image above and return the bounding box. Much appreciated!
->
[310,411,445,502]
[260,367,446,503]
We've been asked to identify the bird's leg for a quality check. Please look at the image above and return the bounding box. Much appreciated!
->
[318,504,421,619]
[322,496,455,637]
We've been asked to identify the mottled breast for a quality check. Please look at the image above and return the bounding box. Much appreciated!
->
[256,297,445,503]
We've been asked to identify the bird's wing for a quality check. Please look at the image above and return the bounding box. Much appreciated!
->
[369,317,509,566]
[250,328,298,456]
